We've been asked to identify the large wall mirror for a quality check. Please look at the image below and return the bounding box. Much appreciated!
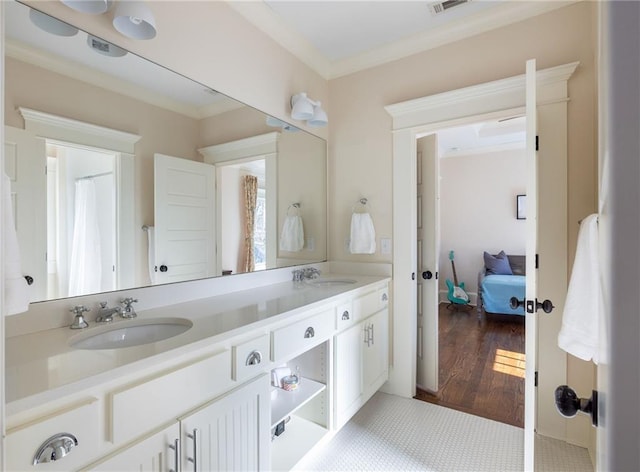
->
[4,0,327,304]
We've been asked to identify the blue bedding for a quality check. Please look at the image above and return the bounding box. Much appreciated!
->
[481,274,526,315]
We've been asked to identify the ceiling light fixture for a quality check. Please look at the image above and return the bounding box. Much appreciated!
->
[290,93,328,127]
[29,9,79,36]
[112,1,157,40]
[61,0,112,15]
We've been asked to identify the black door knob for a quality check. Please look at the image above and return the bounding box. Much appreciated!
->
[537,299,555,313]
[24,275,34,285]
[554,385,598,426]
[510,297,525,309]
[422,271,433,280]
[159,265,168,272]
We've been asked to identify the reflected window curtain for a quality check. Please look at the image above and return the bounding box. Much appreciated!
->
[68,179,102,296]
[242,175,258,273]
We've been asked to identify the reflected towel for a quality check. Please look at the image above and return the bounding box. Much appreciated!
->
[3,173,29,315]
[279,215,304,252]
[146,226,156,284]
[558,214,605,364]
[350,213,376,254]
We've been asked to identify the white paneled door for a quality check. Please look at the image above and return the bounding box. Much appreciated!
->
[154,153,216,284]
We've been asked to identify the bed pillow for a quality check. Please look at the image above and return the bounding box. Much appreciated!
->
[484,251,513,275]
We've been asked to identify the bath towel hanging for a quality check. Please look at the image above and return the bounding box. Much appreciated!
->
[280,203,304,252]
[558,213,605,363]
[143,225,157,284]
[349,198,376,255]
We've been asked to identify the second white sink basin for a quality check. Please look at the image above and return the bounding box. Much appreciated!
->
[70,317,193,350]
[307,277,357,287]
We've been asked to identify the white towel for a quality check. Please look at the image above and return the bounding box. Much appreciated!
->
[279,215,304,252]
[146,226,157,284]
[558,214,605,364]
[349,212,376,254]
[3,173,29,315]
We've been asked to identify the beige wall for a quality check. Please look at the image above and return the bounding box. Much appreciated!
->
[439,149,527,296]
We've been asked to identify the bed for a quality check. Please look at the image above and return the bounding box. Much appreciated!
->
[477,252,526,316]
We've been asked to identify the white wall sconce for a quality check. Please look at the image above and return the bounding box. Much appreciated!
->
[112,1,157,40]
[59,0,157,41]
[29,9,79,36]
[290,93,328,127]
[61,0,112,15]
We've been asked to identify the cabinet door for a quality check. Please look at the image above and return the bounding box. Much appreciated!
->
[85,423,180,472]
[334,321,364,428]
[363,309,389,396]
[180,375,270,472]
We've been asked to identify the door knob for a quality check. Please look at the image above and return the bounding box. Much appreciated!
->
[422,271,433,280]
[510,297,554,313]
[159,265,168,272]
[510,297,525,309]
[24,275,34,285]
[555,385,598,426]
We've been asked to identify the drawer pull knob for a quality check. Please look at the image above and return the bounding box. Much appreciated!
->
[304,326,315,338]
[381,293,388,302]
[246,350,263,366]
[33,433,78,465]
[342,311,350,321]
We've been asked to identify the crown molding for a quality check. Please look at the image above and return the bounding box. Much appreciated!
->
[199,131,279,164]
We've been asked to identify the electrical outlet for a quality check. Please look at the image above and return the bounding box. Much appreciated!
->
[306,237,315,251]
[345,238,351,253]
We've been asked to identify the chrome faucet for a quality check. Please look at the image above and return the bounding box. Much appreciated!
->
[96,302,122,323]
[120,297,138,319]
[303,267,321,279]
[292,267,321,283]
[70,305,90,329]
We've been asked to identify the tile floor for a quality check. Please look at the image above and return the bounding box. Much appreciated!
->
[296,392,593,472]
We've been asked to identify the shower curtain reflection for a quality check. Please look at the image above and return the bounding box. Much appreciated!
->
[68,179,102,296]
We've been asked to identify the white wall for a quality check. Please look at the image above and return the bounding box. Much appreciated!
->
[438,148,526,297]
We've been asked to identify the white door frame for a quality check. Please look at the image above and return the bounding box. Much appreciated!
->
[385,62,578,440]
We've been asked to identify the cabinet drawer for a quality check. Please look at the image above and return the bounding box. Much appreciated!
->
[335,301,354,331]
[6,399,100,471]
[233,333,271,382]
[110,350,232,445]
[272,309,333,362]
[352,286,389,322]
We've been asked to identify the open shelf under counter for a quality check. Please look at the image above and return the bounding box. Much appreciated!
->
[271,415,329,472]
[271,377,326,427]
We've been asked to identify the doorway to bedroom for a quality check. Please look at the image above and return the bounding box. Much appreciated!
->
[414,117,527,427]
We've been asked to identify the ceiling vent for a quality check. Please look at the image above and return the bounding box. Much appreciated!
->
[428,0,471,16]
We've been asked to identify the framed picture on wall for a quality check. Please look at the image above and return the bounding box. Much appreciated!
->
[517,194,526,220]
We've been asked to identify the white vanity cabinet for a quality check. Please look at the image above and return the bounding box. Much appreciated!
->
[334,286,389,429]
[82,423,180,472]
[178,375,270,472]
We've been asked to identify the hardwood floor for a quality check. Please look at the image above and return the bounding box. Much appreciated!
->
[415,303,525,428]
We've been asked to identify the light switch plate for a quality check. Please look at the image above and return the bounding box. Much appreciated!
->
[381,238,392,255]
[306,237,315,251]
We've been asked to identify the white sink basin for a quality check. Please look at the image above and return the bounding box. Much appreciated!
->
[70,318,193,350]
[307,277,357,287]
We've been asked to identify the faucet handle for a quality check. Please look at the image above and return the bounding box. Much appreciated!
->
[121,297,138,307]
[70,305,90,329]
[70,305,90,315]
[99,301,108,309]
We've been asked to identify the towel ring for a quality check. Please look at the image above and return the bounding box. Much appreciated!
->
[287,203,301,216]
[352,198,370,213]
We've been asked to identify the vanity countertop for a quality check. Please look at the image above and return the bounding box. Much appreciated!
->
[5,274,389,416]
